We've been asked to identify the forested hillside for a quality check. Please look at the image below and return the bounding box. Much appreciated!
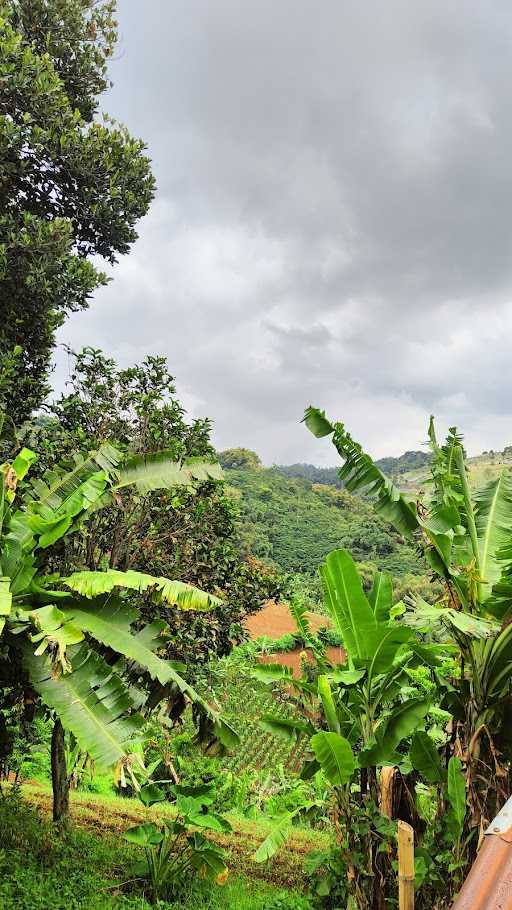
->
[223,457,429,594]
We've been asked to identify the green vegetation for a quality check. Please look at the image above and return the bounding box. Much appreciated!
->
[4,3,512,909]
[0,0,154,424]
[0,785,313,909]
[225,459,431,596]
[275,448,431,487]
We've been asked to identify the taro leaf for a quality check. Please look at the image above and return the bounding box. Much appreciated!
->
[190,848,227,878]
[172,783,215,804]
[190,813,232,833]
[139,784,165,807]
[124,823,163,846]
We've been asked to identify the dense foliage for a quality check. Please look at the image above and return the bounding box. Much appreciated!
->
[0,426,238,823]
[23,349,281,665]
[0,0,155,423]
[225,461,428,589]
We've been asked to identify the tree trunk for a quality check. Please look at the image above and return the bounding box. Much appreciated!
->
[51,718,70,828]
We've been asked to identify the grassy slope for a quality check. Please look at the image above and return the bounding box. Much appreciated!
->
[0,783,322,909]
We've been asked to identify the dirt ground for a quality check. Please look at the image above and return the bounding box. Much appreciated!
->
[244,601,329,639]
[245,601,343,676]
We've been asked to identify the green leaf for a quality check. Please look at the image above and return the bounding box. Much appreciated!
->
[23,643,144,769]
[190,846,227,877]
[317,675,341,733]
[310,731,355,786]
[321,549,377,664]
[329,669,366,685]
[360,699,429,767]
[302,407,334,438]
[59,599,237,746]
[61,600,185,687]
[474,472,512,597]
[61,569,221,611]
[139,784,165,806]
[11,448,37,481]
[0,577,12,635]
[447,757,466,833]
[368,572,393,623]
[366,626,412,677]
[124,823,163,846]
[250,663,294,683]
[189,813,232,833]
[409,732,443,783]
[305,411,420,537]
[114,454,223,494]
[405,598,500,640]
[259,715,313,740]
[253,812,296,862]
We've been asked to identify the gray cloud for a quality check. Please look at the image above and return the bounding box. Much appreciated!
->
[54,0,512,463]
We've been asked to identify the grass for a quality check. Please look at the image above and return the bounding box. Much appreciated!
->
[0,781,324,908]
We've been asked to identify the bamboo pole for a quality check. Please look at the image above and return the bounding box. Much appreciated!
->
[398,820,414,910]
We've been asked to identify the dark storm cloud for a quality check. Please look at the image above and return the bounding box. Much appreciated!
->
[54,0,512,463]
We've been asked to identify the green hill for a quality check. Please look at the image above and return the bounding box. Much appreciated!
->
[275,450,431,487]
[226,465,426,589]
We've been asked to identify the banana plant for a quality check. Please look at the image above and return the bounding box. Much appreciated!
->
[254,550,437,908]
[0,440,237,824]
[305,406,512,828]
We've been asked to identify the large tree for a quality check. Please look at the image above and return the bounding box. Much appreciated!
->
[0,0,155,423]
[24,348,281,667]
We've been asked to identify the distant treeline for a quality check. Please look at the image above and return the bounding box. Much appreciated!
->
[274,449,431,487]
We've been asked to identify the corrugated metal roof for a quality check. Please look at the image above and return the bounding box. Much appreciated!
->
[451,797,512,909]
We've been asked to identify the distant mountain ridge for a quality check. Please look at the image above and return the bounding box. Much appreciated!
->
[274,450,431,487]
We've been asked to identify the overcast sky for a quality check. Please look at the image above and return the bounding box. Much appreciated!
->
[53,0,512,465]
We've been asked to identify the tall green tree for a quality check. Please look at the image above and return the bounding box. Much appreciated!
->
[23,348,281,666]
[0,0,155,423]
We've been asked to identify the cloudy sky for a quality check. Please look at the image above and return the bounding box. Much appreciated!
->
[53,0,512,465]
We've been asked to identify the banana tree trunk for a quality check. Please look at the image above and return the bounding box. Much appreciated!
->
[51,718,70,828]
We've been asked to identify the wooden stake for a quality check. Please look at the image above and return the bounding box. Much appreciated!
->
[398,820,414,910]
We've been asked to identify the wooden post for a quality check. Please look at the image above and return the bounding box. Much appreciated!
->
[398,820,414,910]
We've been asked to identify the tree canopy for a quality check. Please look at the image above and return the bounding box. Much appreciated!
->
[0,0,155,423]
